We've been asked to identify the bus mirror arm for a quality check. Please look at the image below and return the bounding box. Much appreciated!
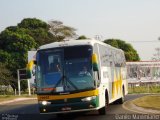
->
[33,60,37,65]
[97,71,100,86]
[97,71,100,80]
[32,69,35,76]
[94,71,100,87]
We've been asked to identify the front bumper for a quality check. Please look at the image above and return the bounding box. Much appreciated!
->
[39,96,99,114]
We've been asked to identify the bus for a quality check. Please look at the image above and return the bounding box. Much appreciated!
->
[27,39,128,115]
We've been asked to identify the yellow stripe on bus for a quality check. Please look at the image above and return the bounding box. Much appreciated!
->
[37,89,99,101]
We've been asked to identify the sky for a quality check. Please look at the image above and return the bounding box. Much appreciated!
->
[0,0,160,60]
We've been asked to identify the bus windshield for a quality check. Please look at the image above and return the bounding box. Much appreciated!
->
[36,45,95,94]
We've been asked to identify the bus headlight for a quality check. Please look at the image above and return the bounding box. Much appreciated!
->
[40,101,51,106]
[81,96,96,102]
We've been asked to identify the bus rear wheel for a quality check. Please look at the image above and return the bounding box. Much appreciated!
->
[98,95,109,115]
[117,87,125,104]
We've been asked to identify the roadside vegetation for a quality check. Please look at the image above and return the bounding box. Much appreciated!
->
[128,85,160,94]
[0,18,77,92]
[132,95,160,110]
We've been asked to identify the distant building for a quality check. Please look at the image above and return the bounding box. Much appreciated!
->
[126,61,160,81]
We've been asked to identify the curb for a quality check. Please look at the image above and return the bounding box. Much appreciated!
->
[0,98,37,105]
[123,99,146,114]
[122,98,160,114]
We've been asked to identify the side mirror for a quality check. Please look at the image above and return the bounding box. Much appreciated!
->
[92,53,99,71]
[26,60,36,79]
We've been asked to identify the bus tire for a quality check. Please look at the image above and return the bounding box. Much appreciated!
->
[98,92,109,115]
[117,86,125,104]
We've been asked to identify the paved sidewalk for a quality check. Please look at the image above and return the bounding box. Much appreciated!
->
[0,98,37,105]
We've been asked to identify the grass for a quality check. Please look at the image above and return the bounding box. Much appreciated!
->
[128,86,160,94]
[0,94,37,102]
[132,95,160,110]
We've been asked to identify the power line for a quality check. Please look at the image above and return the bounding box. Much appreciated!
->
[128,41,160,43]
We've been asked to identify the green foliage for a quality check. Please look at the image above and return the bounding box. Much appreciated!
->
[0,18,43,91]
[104,39,140,61]
[0,63,12,85]
[0,28,38,91]
[0,50,11,63]
[20,80,28,91]
[0,29,37,68]
[18,18,48,29]
[0,29,37,52]
[27,28,56,45]
[128,85,160,94]
[77,35,87,40]
[0,18,77,91]
[5,18,56,46]
[104,39,119,48]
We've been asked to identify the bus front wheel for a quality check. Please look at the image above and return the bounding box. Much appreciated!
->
[98,94,109,115]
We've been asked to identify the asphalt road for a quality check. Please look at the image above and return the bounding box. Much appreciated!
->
[0,94,146,120]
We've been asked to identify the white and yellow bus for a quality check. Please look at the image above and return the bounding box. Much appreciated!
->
[27,39,128,115]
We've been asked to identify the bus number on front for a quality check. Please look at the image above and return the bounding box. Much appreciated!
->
[40,96,49,100]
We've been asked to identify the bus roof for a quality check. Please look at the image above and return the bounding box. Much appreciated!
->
[39,39,123,52]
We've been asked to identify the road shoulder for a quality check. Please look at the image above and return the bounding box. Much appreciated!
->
[0,98,37,105]
[123,96,160,114]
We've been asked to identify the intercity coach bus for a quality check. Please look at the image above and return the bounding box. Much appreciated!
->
[27,39,128,115]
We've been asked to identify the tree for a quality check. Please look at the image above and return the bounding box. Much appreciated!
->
[18,18,49,29]
[48,20,77,41]
[77,35,87,40]
[18,18,56,46]
[0,63,12,86]
[5,18,56,46]
[0,18,52,79]
[0,29,37,90]
[0,18,78,91]
[104,39,140,61]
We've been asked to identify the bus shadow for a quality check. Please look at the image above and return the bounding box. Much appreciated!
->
[49,110,112,120]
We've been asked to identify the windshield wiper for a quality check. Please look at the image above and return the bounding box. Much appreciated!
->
[54,75,78,91]
[64,75,78,90]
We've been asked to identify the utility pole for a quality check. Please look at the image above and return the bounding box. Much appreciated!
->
[17,70,21,96]
[27,79,31,96]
